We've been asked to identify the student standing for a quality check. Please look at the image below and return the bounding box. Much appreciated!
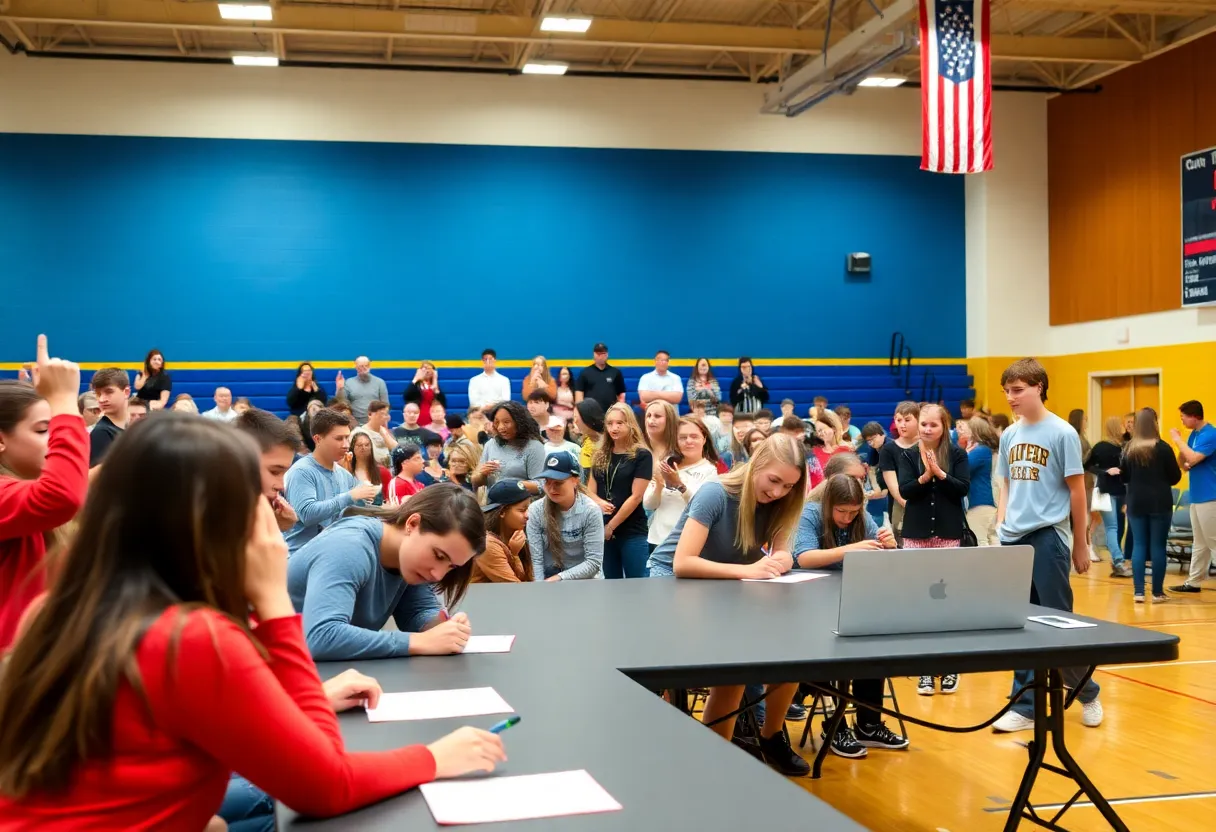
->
[352,401,398,468]
[858,422,890,527]
[1169,400,1216,593]
[1121,409,1182,603]
[443,441,480,494]
[728,357,769,414]
[287,362,327,417]
[133,349,172,410]
[543,416,582,469]
[527,452,605,580]
[650,435,809,777]
[288,483,485,661]
[896,403,970,697]
[521,355,557,402]
[643,417,719,552]
[467,349,512,410]
[574,343,626,412]
[792,475,904,758]
[686,357,721,416]
[1087,417,1131,577]
[345,432,388,507]
[283,409,379,554]
[0,337,87,650]
[991,358,1103,733]
[393,403,441,451]
[642,401,680,466]
[589,404,653,579]
[879,401,920,545]
[385,445,425,505]
[404,362,445,427]
[552,367,576,423]
[416,436,447,487]
[472,480,534,583]
[958,416,1000,546]
[572,399,605,479]
[0,417,504,829]
[87,368,131,468]
[637,350,684,406]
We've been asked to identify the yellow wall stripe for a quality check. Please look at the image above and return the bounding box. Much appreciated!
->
[0,357,970,372]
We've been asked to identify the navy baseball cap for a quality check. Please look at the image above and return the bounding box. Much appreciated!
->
[482,478,532,513]
[533,451,577,481]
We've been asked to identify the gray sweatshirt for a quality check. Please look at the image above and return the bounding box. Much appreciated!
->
[526,492,604,580]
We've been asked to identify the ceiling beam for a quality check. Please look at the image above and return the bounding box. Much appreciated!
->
[0,1,1149,65]
[1146,12,1216,52]
[1013,0,1216,12]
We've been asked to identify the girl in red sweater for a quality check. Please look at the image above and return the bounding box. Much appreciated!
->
[0,414,506,830]
[0,335,88,651]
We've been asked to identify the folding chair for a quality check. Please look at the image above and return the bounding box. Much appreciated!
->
[1166,503,1194,571]
[798,679,907,749]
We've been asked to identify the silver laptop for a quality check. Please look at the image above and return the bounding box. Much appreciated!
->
[835,545,1034,636]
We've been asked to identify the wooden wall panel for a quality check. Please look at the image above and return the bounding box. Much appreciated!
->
[1047,32,1216,325]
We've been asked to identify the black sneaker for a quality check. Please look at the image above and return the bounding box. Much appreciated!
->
[786,703,808,721]
[855,721,910,750]
[822,725,868,758]
[759,730,811,776]
[940,674,960,694]
[1170,583,1202,593]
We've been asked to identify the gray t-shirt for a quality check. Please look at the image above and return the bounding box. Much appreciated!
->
[791,500,879,571]
[996,412,1084,548]
[482,439,547,486]
[287,516,442,661]
[648,482,770,570]
[339,374,390,424]
[526,492,604,580]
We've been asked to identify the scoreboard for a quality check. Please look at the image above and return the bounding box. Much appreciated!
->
[1182,146,1216,308]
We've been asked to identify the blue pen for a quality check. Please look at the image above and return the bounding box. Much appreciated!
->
[489,715,521,734]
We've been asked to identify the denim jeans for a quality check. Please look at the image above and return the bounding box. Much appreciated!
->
[743,683,766,726]
[1099,495,1126,567]
[219,774,275,832]
[1004,526,1100,718]
[1128,512,1170,596]
[647,559,674,577]
[603,533,650,579]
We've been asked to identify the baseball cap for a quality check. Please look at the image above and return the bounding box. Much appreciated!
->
[592,342,608,354]
[482,478,532,512]
[533,451,577,481]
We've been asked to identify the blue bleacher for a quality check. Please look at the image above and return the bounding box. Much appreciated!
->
[65,363,974,427]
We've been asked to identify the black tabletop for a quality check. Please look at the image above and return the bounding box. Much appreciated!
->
[280,576,1177,830]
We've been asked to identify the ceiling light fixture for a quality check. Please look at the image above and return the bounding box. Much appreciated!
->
[232,53,279,67]
[218,3,274,22]
[540,16,593,33]
[857,75,907,88]
[522,61,569,75]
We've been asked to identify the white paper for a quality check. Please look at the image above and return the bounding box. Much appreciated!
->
[366,687,513,723]
[461,635,516,654]
[420,770,622,825]
[742,571,831,583]
[1027,615,1097,629]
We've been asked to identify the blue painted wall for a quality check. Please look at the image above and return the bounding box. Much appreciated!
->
[0,133,966,363]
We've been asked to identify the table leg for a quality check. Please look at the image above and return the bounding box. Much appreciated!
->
[1003,668,1129,832]
[811,691,847,780]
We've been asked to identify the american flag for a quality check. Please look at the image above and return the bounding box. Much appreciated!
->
[920,0,992,173]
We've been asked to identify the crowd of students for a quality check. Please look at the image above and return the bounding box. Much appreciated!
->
[2,337,1214,826]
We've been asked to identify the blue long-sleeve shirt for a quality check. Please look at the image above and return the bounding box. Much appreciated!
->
[287,515,442,660]
[283,454,359,554]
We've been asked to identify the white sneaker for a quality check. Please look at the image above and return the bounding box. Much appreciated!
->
[1089,546,1101,562]
[992,711,1035,733]
[1081,699,1104,728]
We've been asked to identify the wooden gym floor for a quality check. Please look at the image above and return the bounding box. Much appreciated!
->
[699,558,1216,831]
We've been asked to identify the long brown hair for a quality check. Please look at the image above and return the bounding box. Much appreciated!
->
[346,483,485,607]
[643,401,679,459]
[543,480,590,569]
[349,431,382,487]
[142,348,165,378]
[484,504,534,582]
[718,434,807,553]
[0,414,262,798]
[818,474,868,549]
[1124,408,1161,466]
[965,416,1000,451]
[678,416,719,466]
[1102,416,1123,445]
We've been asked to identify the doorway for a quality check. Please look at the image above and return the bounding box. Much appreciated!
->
[1088,370,1163,442]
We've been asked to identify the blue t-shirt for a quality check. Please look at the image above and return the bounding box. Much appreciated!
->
[1187,423,1216,504]
[283,455,359,554]
[792,501,879,571]
[287,515,442,661]
[996,413,1084,547]
[966,445,995,508]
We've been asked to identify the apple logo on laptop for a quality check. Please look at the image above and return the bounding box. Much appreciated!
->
[929,579,948,600]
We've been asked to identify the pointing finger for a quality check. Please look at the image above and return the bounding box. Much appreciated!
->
[35,334,49,366]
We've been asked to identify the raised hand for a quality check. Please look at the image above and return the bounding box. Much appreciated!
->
[30,335,81,417]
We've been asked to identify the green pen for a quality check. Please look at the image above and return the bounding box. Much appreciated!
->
[489,715,521,734]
